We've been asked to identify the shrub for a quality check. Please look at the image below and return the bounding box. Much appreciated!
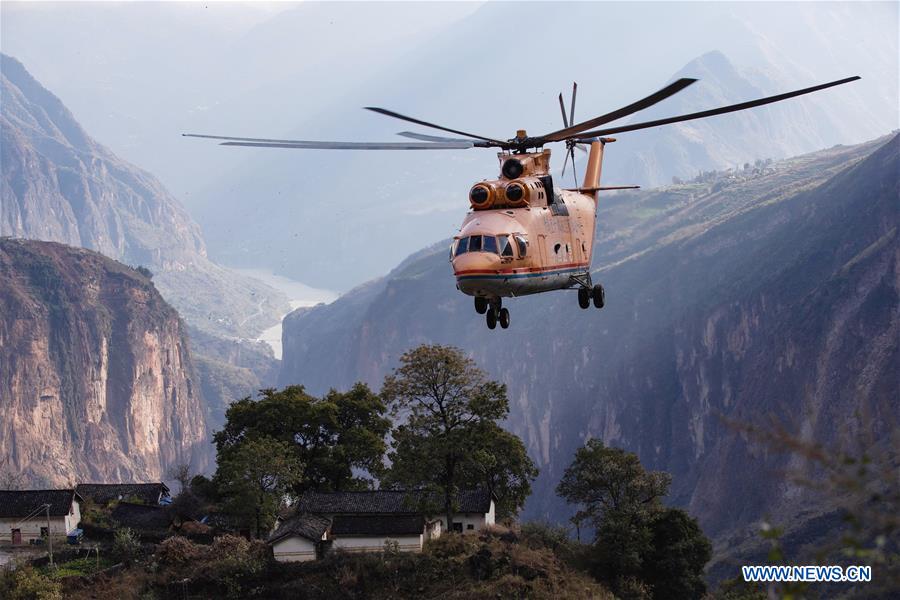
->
[112,527,142,565]
[203,535,268,578]
[156,536,206,567]
[178,520,210,536]
[0,564,62,600]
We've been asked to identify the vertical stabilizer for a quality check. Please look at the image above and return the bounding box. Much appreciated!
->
[581,140,605,194]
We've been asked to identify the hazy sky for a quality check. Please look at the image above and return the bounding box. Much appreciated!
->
[3,1,897,288]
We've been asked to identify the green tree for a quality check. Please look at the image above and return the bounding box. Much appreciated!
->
[382,345,537,528]
[641,508,711,599]
[216,437,301,538]
[557,439,710,599]
[214,383,389,492]
[556,439,670,526]
[466,422,538,520]
[0,564,61,600]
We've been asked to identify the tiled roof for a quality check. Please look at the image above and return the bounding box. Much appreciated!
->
[110,502,172,530]
[76,483,170,505]
[295,489,492,516]
[331,515,425,536]
[0,489,81,518]
[268,512,331,544]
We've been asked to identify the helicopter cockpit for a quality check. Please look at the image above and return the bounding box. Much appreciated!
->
[451,234,527,260]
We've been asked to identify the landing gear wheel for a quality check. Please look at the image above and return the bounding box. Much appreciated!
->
[499,308,510,329]
[578,288,591,309]
[474,297,488,314]
[486,309,497,329]
[592,284,605,309]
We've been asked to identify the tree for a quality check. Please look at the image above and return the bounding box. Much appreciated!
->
[215,437,301,538]
[466,422,538,520]
[214,384,389,493]
[641,508,711,599]
[382,345,537,528]
[556,439,670,527]
[168,463,193,495]
[557,439,710,599]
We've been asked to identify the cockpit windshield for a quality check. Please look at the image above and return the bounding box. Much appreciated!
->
[453,234,525,258]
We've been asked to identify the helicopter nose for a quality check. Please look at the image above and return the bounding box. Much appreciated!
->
[452,251,502,276]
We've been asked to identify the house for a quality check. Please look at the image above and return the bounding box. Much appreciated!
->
[76,482,171,506]
[295,488,495,533]
[330,515,432,554]
[0,489,82,544]
[267,488,494,561]
[268,513,331,562]
[110,502,175,532]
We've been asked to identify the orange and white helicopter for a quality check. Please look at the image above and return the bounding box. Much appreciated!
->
[186,75,858,329]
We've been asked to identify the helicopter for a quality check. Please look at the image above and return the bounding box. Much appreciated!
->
[185,74,859,330]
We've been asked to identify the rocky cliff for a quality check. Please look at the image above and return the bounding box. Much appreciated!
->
[0,53,286,339]
[280,134,898,544]
[0,239,211,486]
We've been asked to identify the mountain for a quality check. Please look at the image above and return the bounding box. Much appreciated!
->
[278,134,898,546]
[0,53,287,340]
[0,239,211,486]
[604,50,865,186]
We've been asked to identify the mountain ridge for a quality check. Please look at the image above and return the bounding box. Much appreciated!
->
[0,238,212,486]
[1,53,287,340]
[277,133,898,550]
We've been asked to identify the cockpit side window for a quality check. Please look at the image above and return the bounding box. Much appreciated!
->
[482,235,498,254]
[515,235,528,257]
[454,237,469,256]
[499,235,514,257]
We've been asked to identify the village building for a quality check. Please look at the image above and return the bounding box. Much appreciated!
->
[76,482,171,506]
[0,489,83,544]
[330,515,432,554]
[267,489,494,562]
[295,488,495,533]
[109,502,178,533]
[268,513,331,562]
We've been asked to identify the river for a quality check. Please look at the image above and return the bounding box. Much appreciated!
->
[234,268,339,359]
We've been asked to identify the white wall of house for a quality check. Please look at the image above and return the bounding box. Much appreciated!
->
[1,500,81,544]
[2,516,68,543]
[66,501,81,534]
[332,534,423,553]
[272,536,318,562]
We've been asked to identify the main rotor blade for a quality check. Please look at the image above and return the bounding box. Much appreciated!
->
[561,147,570,177]
[217,140,475,150]
[575,75,861,138]
[397,131,485,144]
[558,93,569,128]
[364,107,505,144]
[541,77,697,142]
[183,133,473,150]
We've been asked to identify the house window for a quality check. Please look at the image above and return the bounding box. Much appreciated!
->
[452,522,463,533]
[467,524,474,530]
[11,528,21,544]
[41,527,49,538]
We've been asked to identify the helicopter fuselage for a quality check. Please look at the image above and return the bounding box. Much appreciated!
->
[451,188,596,299]
[449,143,605,309]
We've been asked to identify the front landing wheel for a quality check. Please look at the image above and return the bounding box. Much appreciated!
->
[592,284,605,309]
[499,308,510,329]
[475,297,488,314]
[486,309,497,329]
[578,288,591,309]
